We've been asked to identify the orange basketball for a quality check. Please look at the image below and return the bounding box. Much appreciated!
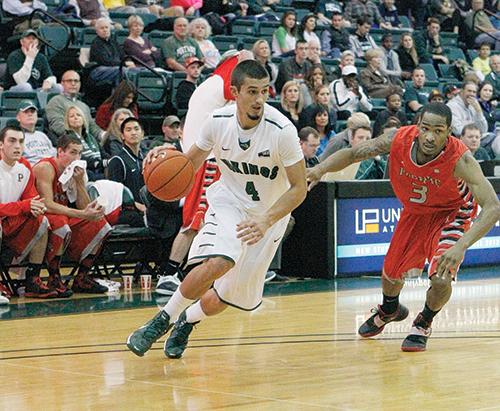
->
[143,149,195,201]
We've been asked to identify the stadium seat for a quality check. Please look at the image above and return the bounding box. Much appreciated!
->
[467,49,479,62]
[258,21,281,37]
[419,63,439,82]
[0,91,38,117]
[213,36,241,53]
[438,63,457,80]
[170,71,187,109]
[231,19,257,37]
[109,12,158,28]
[147,30,173,49]
[134,70,170,114]
[445,47,466,63]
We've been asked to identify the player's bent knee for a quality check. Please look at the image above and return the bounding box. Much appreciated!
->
[203,256,235,278]
[430,274,452,290]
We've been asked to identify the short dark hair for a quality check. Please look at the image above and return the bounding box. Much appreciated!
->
[461,123,480,137]
[298,126,319,142]
[479,41,491,49]
[427,17,440,26]
[120,117,142,133]
[0,124,24,142]
[357,16,372,26]
[420,102,452,127]
[231,59,269,91]
[57,133,82,151]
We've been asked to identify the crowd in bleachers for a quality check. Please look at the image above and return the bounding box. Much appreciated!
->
[1,0,500,304]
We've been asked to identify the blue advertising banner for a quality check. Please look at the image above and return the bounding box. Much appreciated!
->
[336,196,500,275]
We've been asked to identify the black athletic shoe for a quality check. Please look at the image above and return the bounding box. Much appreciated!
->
[164,310,198,359]
[127,310,172,357]
[401,313,432,352]
[47,273,74,298]
[72,274,108,294]
[358,304,409,338]
[25,277,58,299]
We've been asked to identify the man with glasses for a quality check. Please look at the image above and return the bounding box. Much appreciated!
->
[299,127,321,168]
[45,70,105,144]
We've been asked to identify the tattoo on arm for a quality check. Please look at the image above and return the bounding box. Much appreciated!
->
[353,129,396,162]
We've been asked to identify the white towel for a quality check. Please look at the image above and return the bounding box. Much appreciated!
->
[58,160,88,203]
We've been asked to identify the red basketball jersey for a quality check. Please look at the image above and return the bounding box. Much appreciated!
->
[389,125,472,214]
[37,157,69,205]
[213,55,238,101]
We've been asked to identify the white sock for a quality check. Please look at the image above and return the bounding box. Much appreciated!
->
[163,288,194,322]
[185,301,208,323]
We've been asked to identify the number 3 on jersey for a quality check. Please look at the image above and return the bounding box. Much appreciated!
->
[245,181,260,201]
[409,182,428,204]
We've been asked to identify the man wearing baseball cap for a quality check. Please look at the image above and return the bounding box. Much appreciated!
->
[0,30,63,93]
[150,115,182,151]
[175,57,205,110]
[428,90,445,103]
[329,65,373,119]
[15,100,56,166]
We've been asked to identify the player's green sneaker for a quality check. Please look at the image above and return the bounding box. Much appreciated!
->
[127,310,172,356]
[358,304,409,338]
[164,310,198,359]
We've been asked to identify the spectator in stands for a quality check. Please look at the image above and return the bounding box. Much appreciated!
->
[319,112,371,160]
[329,65,373,120]
[188,18,221,70]
[306,105,335,156]
[101,108,134,157]
[473,42,492,81]
[68,0,123,29]
[428,89,446,103]
[64,106,106,180]
[429,0,464,33]
[101,0,151,14]
[447,80,488,136]
[16,100,57,166]
[300,84,338,131]
[252,40,278,96]
[199,0,244,24]
[397,0,426,29]
[372,91,407,137]
[359,48,404,99]
[379,33,403,84]
[378,0,402,28]
[2,0,47,17]
[272,11,297,57]
[396,33,431,79]
[349,16,379,59]
[331,50,355,79]
[477,81,500,132]
[350,126,388,180]
[460,123,492,160]
[176,57,204,110]
[45,70,105,144]
[150,116,182,151]
[315,0,345,27]
[0,30,63,93]
[107,117,148,226]
[275,40,315,94]
[170,0,203,16]
[466,0,500,51]
[299,126,321,168]
[0,124,55,300]
[300,66,327,107]
[277,81,304,129]
[444,83,461,101]
[126,0,183,16]
[90,18,135,88]
[404,67,429,113]
[321,11,350,59]
[484,54,500,96]
[33,133,111,295]
[307,39,325,65]
[95,80,138,130]
[298,14,321,45]
[344,0,390,28]
[123,14,161,68]
[162,17,204,72]
[414,17,450,68]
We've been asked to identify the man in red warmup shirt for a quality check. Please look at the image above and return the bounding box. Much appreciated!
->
[307,102,500,352]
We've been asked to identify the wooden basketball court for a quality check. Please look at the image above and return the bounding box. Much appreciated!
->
[1,266,500,410]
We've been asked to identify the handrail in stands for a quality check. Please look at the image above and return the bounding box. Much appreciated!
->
[119,55,168,104]
[472,8,500,43]
[22,8,72,53]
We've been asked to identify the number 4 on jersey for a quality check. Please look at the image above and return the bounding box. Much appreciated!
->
[245,181,260,201]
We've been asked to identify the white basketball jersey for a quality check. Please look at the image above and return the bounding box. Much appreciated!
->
[0,158,32,203]
[196,104,303,215]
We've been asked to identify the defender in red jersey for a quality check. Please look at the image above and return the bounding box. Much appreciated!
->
[307,102,500,351]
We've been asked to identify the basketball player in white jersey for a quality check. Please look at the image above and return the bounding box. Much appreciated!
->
[127,59,307,358]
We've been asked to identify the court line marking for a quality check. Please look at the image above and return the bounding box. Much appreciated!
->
[0,361,358,411]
